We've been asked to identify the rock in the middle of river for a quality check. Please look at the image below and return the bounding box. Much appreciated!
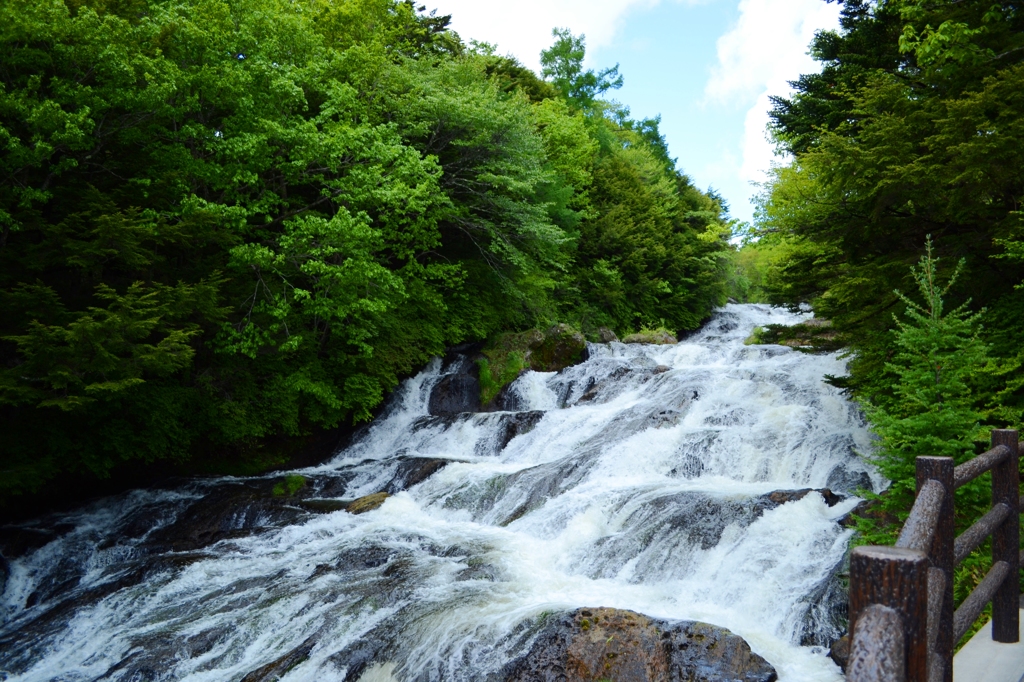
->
[504,607,777,682]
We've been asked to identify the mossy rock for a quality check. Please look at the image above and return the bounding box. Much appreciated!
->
[747,319,842,353]
[346,492,389,514]
[528,324,586,372]
[621,328,677,345]
[272,474,306,497]
[504,607,777,682]
[477,324,586,405]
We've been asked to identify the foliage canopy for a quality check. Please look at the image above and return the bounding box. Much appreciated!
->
[0,0,732,497]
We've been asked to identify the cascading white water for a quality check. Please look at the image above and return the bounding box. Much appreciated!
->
[0,304,881,681]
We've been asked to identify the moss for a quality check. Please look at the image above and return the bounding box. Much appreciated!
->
[749,320,842,352]
[346,491,389,514]
[477,351,527,405]
[622,326,677,345]
[272,474,306,497]
[743,326,765,345]
[528,324,586,371]
[476,324,586,405]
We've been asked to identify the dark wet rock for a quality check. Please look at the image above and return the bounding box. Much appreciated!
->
[797,564,848,647]
[327,634,391,682]
[707,316,739,335]
[648,409,683,428]
[765,488,842,508]
[93,649,162,681]
[147,484,306,552]
[241,636,317,681]
[311,546,395,580]
[385,458,451,493]
[663,620,777,682]
[494,411,546,451]
[90,621,238,680]
[597,327,619,343]
[456,561,499,582]
[573,366,638,405]
[182,626,232,658]
[428,372,481,415]
[829,634,850,672]
[0,524,75,560]
[412,413,465,433]
[0,555,213,674]
[587,488,850,579]
[838,497,890,529]
[309,474,357,499]
[25,573,81,608]
[489,374,532,411]
[643,493,768,551]
[826,465,874,496]
[299,499,349,513]
[497,458,593,526]
[504,607,776,682]
[346,492,389,514]
[440,342,484,371]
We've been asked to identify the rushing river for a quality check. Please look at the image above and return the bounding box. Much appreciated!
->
[0,304,881,681]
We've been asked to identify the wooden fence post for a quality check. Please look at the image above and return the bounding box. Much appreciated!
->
[850,546,930,682]
[990,429,1019,643]
[917,456,954,682]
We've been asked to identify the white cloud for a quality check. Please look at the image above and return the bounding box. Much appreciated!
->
[705,0,840,187]
[424,0,665,70]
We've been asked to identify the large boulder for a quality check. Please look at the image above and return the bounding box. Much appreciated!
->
[505,607,776,682]
[527,324,587,373]
[147,484,306,552]
[429,325,588,414]
[384,457,452,493]
[428,371,481,415]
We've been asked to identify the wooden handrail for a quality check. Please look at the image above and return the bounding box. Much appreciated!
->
[953,561,1011,643]
[953,445,1009,489]
[849,604,907,682]
[846,429,1020,682]
[953,503,1011,565]
[896,479,946,552]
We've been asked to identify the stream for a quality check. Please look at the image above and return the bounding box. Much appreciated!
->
[0,304,882,681]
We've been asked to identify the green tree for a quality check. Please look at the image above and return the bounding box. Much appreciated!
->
[861,240,991,523]
[0,0,733,500]
[539,28,622,110]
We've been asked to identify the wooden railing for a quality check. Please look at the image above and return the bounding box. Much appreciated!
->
[846,429,1020,682]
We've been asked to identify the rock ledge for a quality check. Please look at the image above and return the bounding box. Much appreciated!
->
[505,607,777,682]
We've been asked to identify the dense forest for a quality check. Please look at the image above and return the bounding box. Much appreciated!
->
[0,0,733,500]
[737,0,1024,608]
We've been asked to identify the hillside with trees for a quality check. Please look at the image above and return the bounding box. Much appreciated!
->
[0,0,732,500]
[738,0,1024,612]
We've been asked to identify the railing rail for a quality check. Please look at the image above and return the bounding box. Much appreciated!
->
[847,429,1020,682]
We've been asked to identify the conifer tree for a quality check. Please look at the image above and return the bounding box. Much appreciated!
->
[861,238,991,532]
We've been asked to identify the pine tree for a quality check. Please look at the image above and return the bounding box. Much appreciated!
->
[860,237,991,534]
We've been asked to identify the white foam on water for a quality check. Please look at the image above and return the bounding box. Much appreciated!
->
[0,305,880,681]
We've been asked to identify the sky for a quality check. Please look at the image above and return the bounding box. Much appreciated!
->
[423,0,841,224]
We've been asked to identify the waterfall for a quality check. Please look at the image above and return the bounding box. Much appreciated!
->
[0,304,881,681]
